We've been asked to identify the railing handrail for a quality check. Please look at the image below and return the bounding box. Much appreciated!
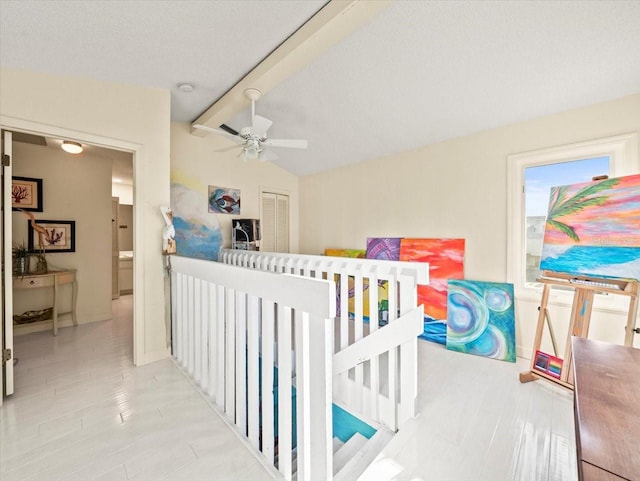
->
[219,248,429,285]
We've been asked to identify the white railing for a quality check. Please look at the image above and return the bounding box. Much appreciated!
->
[170,255,335,480]
[219,248,428,431]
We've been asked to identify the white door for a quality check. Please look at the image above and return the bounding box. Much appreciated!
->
[1,130,14,401]
[260,191,289,253]
[112,197,120,299]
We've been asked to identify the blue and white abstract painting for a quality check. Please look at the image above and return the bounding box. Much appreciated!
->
[446,280,516,363]
[172,182,222,261]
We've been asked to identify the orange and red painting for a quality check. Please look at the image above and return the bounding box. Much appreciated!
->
[400,238,465,344]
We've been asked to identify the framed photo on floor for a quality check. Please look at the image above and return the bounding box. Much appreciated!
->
[28,219,76,253]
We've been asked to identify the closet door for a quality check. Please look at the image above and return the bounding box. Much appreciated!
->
[260,191,289,253]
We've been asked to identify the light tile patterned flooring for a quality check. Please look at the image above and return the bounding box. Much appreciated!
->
[1,295,273,481]
[2,295,578,481]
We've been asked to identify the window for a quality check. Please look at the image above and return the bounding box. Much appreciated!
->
[524,157,609,283]
[507,133,639,304]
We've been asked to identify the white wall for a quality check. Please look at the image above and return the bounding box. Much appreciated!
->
[112,183,133,205]
[1,68,171,365]
[299,94,640,356]
[12,142,112,323]
[170,122,300,252]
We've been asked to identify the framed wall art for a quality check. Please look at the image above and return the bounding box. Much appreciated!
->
[28,219,76,253]
[208,186,241,214]
[12,176,43,212]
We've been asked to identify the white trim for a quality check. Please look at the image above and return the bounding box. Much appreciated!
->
[507,132,639,311]
[0,115,145,365]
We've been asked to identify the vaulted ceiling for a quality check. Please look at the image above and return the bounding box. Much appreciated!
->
[2,0,639,176]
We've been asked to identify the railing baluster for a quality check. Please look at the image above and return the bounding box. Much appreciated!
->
[277,305,292,480]
[262,300,276,465]
[194,278,202,385]
[236,291,248,434]
[215,284,225,409]
[247,294,260,449]
[207,282,217,399]
[225,288,236,420]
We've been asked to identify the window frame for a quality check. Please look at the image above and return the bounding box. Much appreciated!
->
[507,133,639,309]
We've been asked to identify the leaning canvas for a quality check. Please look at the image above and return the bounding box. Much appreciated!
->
[539,173,640,280]
[399,238,465,344]
[446,280,516,363]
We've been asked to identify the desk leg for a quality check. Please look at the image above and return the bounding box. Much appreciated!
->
[72,279,78,326]
[53,276,59,336]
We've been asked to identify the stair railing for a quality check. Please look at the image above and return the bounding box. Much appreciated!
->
[219,249,429,431]
[170,255,335,481]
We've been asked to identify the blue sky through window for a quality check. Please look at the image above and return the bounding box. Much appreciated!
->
[524,156,610,217]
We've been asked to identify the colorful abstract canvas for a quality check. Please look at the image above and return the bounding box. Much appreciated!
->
[399,238,465,344]
[366,238,401,261]
[446,280,516,363]
[540,173,640,280]
[324,249,366,258]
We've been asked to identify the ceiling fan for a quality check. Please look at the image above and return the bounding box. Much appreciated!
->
[194,88,307,161]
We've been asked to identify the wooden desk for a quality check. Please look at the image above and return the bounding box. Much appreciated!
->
[572,337,640,481]
[13,270,78,336]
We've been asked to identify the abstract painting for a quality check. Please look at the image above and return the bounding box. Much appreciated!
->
[208,185,241,214]
[540,173,640,280]
[399,238,465,344]
[366,237,401,261]
[324,249,366,258]
[172,182,222,261]
[446,280,516,363]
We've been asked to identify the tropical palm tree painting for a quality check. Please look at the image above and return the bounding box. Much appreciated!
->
[539,173,640,280]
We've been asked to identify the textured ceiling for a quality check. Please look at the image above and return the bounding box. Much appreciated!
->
[2,0,639,177]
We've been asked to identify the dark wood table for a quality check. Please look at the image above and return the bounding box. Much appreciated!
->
[572,337,640,481]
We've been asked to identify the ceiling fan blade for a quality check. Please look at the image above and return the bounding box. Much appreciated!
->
[265,138,308,149]
[193,124,241,141]
[258,148,279,162]
[252,114,273,136]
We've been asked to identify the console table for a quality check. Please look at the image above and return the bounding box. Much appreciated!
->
[572,337,640,481]
[13,270,78,336]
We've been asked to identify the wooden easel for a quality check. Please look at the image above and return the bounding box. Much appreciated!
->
[519,271,639,390]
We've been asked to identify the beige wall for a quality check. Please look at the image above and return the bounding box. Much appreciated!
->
[299,94,640,355]
[1,68,171,365]
[12,142,112,324]
[170,122,300,252]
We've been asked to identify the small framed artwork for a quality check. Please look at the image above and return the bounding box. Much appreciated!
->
[12,176,43,212]
[28,220,76,253]
[533,350,563,379]
[208,185,241,214]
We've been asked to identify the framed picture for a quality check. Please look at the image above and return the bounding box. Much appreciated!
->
[28,220,75,253]
[12,176,43,212]
[208,185,241,214]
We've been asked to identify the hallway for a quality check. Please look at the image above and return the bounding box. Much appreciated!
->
[1,295,273,481]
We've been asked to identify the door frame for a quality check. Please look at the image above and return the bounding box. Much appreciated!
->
[0,116,145,367]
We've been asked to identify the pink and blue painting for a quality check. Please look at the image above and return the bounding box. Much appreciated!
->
[540,173,640,280]
[208,185,241,215]
[446,280,516,363]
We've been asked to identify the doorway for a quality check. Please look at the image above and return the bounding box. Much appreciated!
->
[1,121,143,403]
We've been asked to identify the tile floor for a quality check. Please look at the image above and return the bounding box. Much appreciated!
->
[2,295,578,481]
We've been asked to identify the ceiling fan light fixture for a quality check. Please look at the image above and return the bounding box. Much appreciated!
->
[61,140,83,154]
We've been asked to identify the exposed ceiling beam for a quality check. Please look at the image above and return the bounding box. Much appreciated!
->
[191,0,391,136]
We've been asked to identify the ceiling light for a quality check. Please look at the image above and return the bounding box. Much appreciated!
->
[61,141,83,154]
[178,83,194,93]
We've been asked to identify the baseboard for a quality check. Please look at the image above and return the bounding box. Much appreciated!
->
[137,347,170,366]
